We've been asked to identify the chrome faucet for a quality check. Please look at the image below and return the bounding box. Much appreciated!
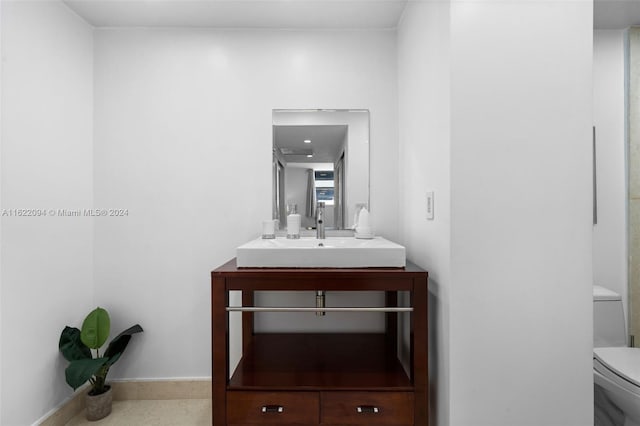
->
[316,202,326,239]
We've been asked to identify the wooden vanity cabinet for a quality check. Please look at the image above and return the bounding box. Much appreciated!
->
[211,259,428,426]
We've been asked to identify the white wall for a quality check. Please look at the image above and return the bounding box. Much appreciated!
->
[0,2,94,425]
[593,29,628,321]
[92,28,398,379]
[1,3,4,422]
[397,2,451,426]
[400,2,594,425]
[448,2,593,425]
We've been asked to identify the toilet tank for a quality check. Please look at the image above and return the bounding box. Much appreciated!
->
[593,285,627,348]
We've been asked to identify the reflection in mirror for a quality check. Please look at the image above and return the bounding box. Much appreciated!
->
[272,110,369,231]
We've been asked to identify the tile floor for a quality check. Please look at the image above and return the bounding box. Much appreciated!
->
[65,399,211,425]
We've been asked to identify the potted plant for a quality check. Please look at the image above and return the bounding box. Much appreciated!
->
[59,307,143,421]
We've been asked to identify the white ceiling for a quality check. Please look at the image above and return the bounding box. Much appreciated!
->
[63,1,640,37]
[63,0,408,28]
[595,0,640,29]
[274,125,347,163]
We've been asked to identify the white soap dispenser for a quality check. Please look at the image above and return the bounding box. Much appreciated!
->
[354,207,374,239]
[286,204,301,239]
[352,203,367,230]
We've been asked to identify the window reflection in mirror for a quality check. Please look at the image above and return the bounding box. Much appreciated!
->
[272,110,370,231]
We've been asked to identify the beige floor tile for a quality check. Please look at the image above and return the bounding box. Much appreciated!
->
[111,380,211,401]
[65,399,211,426]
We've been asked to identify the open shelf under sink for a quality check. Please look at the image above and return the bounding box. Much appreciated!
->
[228,333,412,391]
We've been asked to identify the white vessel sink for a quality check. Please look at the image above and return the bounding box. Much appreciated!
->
[236,236,406,268]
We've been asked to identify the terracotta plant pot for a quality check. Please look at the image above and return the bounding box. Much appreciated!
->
[85,385,112,421]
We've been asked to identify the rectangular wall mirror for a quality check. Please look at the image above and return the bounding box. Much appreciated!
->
[272,109,370,231]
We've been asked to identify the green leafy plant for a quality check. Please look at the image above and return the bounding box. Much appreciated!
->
[59,307,143,395]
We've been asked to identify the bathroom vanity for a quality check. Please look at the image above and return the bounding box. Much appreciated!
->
[211,259,428,425]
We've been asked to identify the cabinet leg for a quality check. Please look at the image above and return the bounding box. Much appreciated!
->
[411,278,429,425]
[212,276,228,426]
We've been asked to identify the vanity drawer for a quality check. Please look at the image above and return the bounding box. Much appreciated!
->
[320,392,414,425]
[227,391,319,424]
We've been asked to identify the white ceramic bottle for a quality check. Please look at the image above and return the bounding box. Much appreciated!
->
[286,204,301,239]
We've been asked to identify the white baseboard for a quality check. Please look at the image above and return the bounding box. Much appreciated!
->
[34,384,89,426]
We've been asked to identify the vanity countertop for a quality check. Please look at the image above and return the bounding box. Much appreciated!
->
[214,257,424,275]
[213,258,426,291]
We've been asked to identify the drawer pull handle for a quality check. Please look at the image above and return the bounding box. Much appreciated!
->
[356,405,380,414]
[261,405,284,414]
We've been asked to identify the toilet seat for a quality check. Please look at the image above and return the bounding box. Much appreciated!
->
[594,347,640,396]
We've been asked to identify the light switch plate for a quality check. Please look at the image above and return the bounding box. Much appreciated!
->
[426,191,434,220]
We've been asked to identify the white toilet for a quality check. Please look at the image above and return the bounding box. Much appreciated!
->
[593,285,640,426]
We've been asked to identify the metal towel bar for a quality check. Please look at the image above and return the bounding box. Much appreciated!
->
[226,307,413,312]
